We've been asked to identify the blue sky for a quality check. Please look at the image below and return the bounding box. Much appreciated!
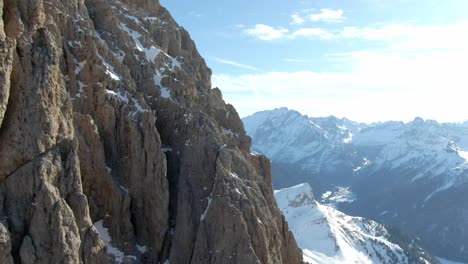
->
[161,0,468,123]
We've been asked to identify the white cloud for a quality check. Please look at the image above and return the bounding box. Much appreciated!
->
[243,20,468,48]
[244,25,333,41]
[243,24,289,41]
[245,8,345,41]
[290,8,345,25]
[309,8,345,23]
[213,47,468,122]
[292,27,335,39]
[340,25,408,40]
[209,57,262,71]
[340,21,468,46]
[291,13,306,25]
[236,19,468,122]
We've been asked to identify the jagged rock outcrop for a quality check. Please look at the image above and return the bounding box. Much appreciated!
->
[0,0,302,263]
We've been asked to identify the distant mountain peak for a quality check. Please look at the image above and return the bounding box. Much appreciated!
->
[244,108,468,262]
[275,183,315,207]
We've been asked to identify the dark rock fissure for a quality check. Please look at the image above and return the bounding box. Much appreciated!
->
[2,143,62,183]
[158,148,179,262]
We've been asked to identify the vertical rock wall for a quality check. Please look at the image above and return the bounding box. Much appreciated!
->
[0,0,303,263]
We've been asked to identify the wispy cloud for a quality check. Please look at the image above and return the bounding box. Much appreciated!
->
[213,55,468,122]
[243,25,333,40]
[216,19,468,122]
[310,9,345,23]
[243,20,468,46]
[340,21,468,48]
[209,57,262,71]
[292,27,335,39]
[291,8,345,25]
[244,8,343,41]
[188,10,203,18]
[283,58,313,64]
[291,13,306,25]
[245,8,345,41]
[243,24,289,41]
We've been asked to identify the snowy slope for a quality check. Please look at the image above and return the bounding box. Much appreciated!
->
[244,108,468,206]
[243,108,367,191]
[244,108,468,262]
[243,108,367,165]
[275,183,437,264]
[243,108,331,164]
[353,118,468,201]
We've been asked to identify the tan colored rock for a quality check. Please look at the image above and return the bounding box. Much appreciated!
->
[187,148,303,264]
[2,139,107,263]
[0,221,14,264]
[0,0,15,129]
[0,0,108,262]
[0,0,303,263]
[122,0,160,14]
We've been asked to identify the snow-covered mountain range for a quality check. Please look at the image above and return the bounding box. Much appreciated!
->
[275,183,437,264]
[244,108,468,262]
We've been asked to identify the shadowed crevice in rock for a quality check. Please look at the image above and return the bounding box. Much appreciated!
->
[2,141,69,183]
[157,147,180,262]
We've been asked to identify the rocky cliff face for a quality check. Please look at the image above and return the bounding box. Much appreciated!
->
[0,0,302,263]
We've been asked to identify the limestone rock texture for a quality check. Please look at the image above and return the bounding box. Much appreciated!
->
[0,0,302,263]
